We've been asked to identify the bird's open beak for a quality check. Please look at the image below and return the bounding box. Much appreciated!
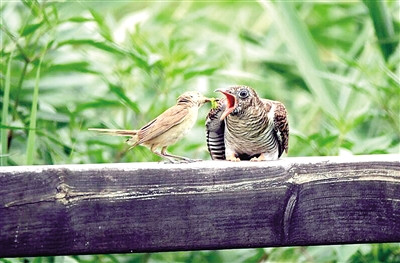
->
[215,88,237,120]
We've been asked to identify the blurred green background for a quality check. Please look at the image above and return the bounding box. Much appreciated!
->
[1,0,399,262]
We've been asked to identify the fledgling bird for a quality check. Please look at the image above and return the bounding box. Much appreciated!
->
[206,86,289,161]
[90,91,211,163]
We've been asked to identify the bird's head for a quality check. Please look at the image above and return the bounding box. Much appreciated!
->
[177,91,212,107]
[215,85,259,120]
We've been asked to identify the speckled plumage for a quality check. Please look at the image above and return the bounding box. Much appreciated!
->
[206,86,289,161]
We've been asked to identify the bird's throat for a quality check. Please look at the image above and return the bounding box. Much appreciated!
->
[220,92,237,121]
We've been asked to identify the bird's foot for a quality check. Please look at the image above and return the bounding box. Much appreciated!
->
[163,157,202,164]
[161,159,177,164]
[226,154,240,162]
[177,158,192,163]
[179,158,203,163]
[190,158,203,162]
[250,154,266,162]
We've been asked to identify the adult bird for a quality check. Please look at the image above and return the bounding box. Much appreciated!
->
[206,86,289,161]
[90,91,211,163]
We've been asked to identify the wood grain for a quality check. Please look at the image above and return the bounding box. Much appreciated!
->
[0,155,399,257]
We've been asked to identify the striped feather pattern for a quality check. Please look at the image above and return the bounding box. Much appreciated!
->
[206,86,289,160]
[205,100,226,160]
[225,104,279,157]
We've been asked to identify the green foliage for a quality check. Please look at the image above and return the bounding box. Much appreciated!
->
[0,51,13,165]
[1,0,399,262]
[2,244,400,263]
[362,0,398,61]
[1,0,398,165]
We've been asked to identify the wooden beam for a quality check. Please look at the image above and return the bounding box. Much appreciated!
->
[0,155,399,257]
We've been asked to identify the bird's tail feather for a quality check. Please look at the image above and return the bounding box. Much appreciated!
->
[89,128,138,136]
[89,128,140,147]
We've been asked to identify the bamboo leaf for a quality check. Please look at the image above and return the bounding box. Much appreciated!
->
[108,83,140,113]
[26,50,46,165]
[362,0,398,61]
[1,51,13,166]
[90,9,113,42]
[57,39,125,55]
[74,99,123,113]
[183,66,220,80]
[66,17,93,23]
[20,21,44,36]
[259,0,339,119]
[47,62,98,74]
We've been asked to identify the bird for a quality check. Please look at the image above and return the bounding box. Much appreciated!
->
[90,91,211,163]
[205,98,226,160]
[206,85,289,161]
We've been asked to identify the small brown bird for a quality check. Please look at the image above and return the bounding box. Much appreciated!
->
[206,86,289,161]
[90,91,211,163]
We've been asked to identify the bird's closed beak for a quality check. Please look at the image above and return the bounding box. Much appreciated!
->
[215,88,237,120]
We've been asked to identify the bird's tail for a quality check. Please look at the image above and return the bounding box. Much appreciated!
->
[89,128,139,147]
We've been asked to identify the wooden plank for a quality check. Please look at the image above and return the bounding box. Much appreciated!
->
[0,155,399,257]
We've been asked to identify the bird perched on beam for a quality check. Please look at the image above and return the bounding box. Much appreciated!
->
[90,91,211,163]
[206,86,289,161]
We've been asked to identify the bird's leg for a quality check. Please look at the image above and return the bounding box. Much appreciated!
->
[150,146,176,163]
[225,148,240,162]
[161,147,196,163]
[250,153,266,162]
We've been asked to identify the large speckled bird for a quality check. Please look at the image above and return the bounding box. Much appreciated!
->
[90,91,210,163]
[206,86,289,161]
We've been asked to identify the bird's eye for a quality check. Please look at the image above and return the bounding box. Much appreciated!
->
[238,90,249,99]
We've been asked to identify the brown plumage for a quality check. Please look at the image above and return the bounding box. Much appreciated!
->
[206,86,289,161]
[90,91,210,163]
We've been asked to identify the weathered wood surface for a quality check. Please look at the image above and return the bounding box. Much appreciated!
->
[0,155,399,257]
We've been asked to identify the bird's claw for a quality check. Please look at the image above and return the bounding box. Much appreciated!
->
[179,158,202,163]
[162,159,176,164]
[226,155,241,162]
[162,158,202,164]
[250,154,266,162]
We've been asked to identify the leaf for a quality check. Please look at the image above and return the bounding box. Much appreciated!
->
[26,47,46,165]
[335,244,363,263]
[36,111,70,123]
[362,0,398,61]
[259,1,339,119]
[66,17,93,23]
[0,124,30,130]
[1,51,13,166]
[54,256,80,263]
[183,66,220,80]
[21,0,41,17]
[57,39,125,55]
[239,30,264,46]
[352,135,392,154]
[90,9,113,42]
[108,83,140,113]
[20,21,44,36]
[74,99,123,114]
[48,62,98,74]
[0,259,21,263]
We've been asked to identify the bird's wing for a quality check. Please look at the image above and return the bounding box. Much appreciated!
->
[205,99,226,160]
[262,99,289,157]
[137,104,189,144]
